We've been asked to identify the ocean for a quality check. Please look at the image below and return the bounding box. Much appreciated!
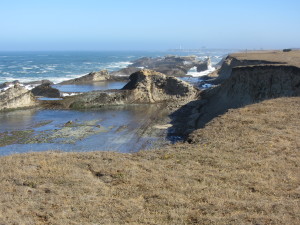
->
[0,50,234,84]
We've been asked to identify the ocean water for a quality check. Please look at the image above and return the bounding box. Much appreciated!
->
[0,50,234,84]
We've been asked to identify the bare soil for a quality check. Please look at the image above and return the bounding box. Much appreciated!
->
[0,97,299,225]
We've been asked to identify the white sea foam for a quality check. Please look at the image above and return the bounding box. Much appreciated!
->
[22,67,34,70]
[106,61,133,70]
[187,65,216,77]
[61,92,81,97]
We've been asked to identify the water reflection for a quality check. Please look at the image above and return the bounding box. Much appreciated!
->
[53,81,127,93]
[0,104,170,156]
[0,109,38,132]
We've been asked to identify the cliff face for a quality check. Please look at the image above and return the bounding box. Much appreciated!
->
[171,65,300,139]
[217,56,284,81]
[0,85,37,111]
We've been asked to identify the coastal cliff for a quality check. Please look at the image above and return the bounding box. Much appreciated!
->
[170,51,300,140]
[217,50,300,81]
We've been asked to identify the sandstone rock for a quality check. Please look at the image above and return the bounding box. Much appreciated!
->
[122,69,198,103]
[0,84,37,111]
[31,83,61,98]
[49,69,199,109]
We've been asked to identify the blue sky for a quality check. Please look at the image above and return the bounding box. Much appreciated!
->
[0,0,299,51]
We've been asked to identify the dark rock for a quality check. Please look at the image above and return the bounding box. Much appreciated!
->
[283,49,292,52]
[110,67,140,76]
[128,55,202,76]
[0,80,20,89]
[196,57,211,72]
[59,70,128,85]
[31,83,61,98]
[24,80,54,86]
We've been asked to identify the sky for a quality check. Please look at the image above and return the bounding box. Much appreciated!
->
[0,0,299,51]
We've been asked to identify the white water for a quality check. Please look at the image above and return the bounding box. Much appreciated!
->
[187,65,216,77]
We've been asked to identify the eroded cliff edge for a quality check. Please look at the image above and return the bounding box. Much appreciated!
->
[170,50,300,141]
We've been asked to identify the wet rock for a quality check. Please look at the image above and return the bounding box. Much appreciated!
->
[24,80,54,86]
[0,80,20,90]
[0,84,37,111]
[110,67,140,76]
[31,83,61,98]
[128,55,204,76]
[59,70,127,85]
[64,121,73,126]
[196,57,211,72]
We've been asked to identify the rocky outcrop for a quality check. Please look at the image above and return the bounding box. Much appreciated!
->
[122,69,198,103]
[110,67,140,76]
[24,79,54,86]
[0,80,20,90]
[170,65,300,139]
[59,70,127,85]
[46,70,199,109]
[196,57,211,72]
[0,84,37,111]
[128,55,205,76]
[31,83,61,98]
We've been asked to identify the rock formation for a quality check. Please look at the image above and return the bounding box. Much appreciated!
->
[196,57,211,72]
[46,69,199,109]
[122,69,198,103]
[128,55,204,76]
[0,84,37,111]
[0,80,20,90]
[31,83,61,98]
[59,70,127,85]
[109,67,140,76]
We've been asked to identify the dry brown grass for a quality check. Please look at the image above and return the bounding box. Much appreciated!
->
[0,97,299,225]
[230,50,300,67]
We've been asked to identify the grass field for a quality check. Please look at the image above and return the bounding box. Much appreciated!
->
[0,97,299,224]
